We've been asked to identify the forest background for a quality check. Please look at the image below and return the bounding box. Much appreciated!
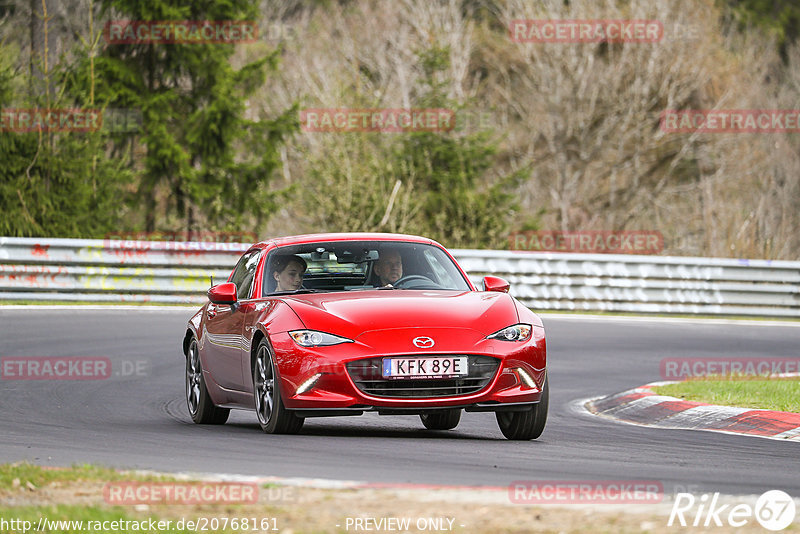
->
[1,0,799,259]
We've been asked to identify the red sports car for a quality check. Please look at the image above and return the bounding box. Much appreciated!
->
[183,233,547,440]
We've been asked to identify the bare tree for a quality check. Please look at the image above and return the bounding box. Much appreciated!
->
[251,0,800,259]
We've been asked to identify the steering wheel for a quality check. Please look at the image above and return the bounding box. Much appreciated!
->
[391,275,438,289]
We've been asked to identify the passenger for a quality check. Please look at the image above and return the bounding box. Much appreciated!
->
[272,255,307,292]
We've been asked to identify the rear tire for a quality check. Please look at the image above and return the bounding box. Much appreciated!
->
[185,337,230,425]
[253,339,304,434]
[496,373,548,440]
[420,409,461,430]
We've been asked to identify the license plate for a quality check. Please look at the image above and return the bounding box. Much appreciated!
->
[382,356,468,379]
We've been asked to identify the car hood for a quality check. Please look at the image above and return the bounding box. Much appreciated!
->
[280,290,518,339]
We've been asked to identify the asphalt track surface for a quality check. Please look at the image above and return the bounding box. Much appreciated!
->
[1,308,799,497]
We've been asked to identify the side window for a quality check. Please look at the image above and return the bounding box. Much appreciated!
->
[229,250,261,300]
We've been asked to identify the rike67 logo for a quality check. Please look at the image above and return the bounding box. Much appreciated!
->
[669,490,796,531]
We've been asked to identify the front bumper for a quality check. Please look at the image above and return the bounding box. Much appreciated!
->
[291,400,542,418]
[270,327,546,412]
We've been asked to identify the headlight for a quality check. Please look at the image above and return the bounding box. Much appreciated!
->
[487,324,532,342]
[289,330,353,347]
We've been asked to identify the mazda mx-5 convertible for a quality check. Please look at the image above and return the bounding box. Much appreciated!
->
[182,233,547,440]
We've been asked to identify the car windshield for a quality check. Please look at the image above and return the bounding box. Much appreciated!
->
[263,240,471,295]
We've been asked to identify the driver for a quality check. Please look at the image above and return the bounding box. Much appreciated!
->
[373,248,403,287]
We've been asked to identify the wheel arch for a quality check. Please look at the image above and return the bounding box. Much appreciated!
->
[250,329,292,401]
[250,329,267,375]
[182,328,195,357]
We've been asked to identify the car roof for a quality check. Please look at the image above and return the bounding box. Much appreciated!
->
[255,232,440,249]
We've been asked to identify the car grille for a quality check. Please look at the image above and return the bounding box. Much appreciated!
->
[346,355,500,398]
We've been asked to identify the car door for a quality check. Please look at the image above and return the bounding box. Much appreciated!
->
[203,249,261,392]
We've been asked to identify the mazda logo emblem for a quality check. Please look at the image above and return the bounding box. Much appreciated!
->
[413,336,435,348]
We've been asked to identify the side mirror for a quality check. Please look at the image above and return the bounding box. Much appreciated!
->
[208,282,238,304]
[483,275,510,293]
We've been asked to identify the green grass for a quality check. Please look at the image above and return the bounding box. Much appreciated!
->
[0,465,246,533]
[0,462,174,491]
[653,376,800,412]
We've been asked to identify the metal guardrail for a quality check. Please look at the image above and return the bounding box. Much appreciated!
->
[457,250,800,317]
[0,237,246,304]
[1,237,798,316]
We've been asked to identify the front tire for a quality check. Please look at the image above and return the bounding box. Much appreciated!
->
[496,373,548,440]
[253,339,304,434]
[186,337,229,425]
[420,409,461,430]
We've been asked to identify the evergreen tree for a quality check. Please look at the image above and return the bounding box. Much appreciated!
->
[0,32,131,238]
[724,0,800,58]
[95,0,298,234]
[397,130,522,249]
